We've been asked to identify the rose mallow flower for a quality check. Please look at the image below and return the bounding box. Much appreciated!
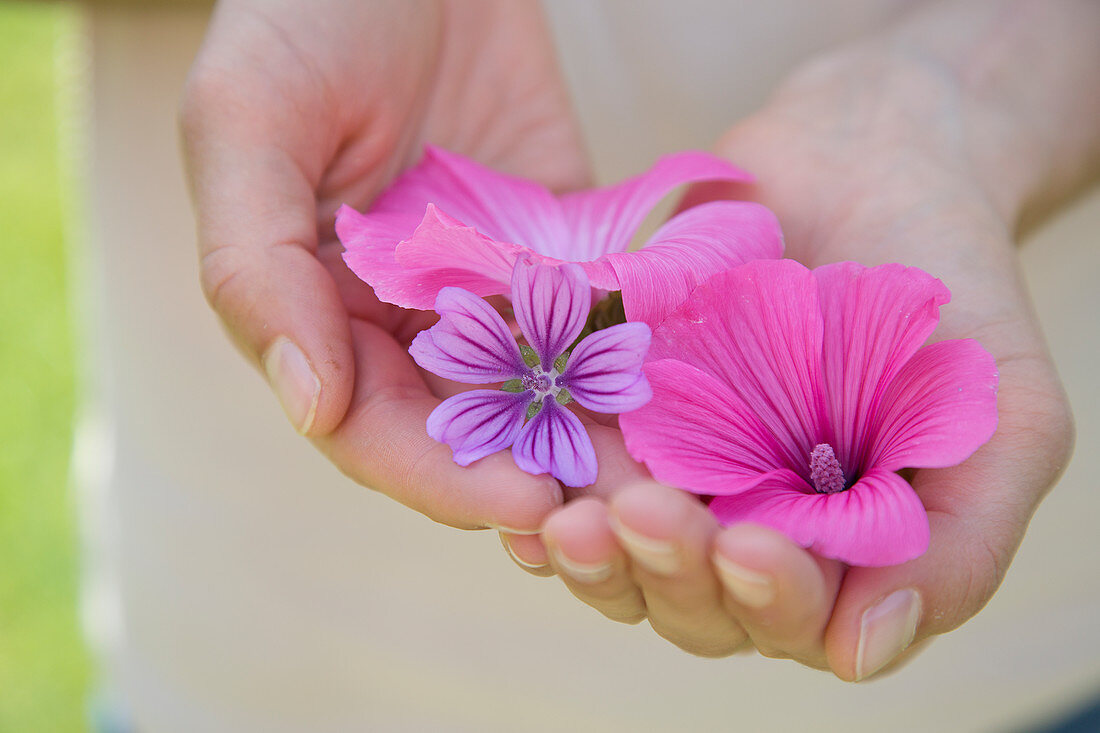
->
[410,258,652,488]
[618,259,999,566]
[336,146,782,328]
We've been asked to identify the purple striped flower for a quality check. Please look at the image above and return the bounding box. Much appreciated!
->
[409,258,652,487]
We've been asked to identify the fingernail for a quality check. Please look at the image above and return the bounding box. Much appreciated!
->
[611,518,680,576]
[262,337,320,434]
[502,534,548,570]
[548,546,612,584]
[713,554,775,609]
[855,589,921,681]
[487,524,542,536]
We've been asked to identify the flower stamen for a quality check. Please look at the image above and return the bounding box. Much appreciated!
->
[810,443,847,494]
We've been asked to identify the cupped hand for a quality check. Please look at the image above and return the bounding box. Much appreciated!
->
[530,45,1075,680]
[180,0,592,531]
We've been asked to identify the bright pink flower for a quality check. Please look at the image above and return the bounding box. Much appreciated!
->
[409,258,651,488]
[336,146,782,327]
[618,259,999,566]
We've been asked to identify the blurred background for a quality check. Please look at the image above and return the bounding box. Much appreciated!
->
[0,3,89,731]
[1,1,1099,731]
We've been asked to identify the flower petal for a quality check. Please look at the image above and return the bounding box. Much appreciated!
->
[814,262,950,475]
[559,152,753,261]
[348,205,542,309]
[619,359,791,494]
[409,287,526,383]
[370,146,569,255]
[337,204,437,308]
[336,146,571,308]
[560,322,652,413]
[709,468,930,566]
[600,201,784,328]
[512,399,598,487]
[426,390,531,466]
[871,339,999,471]
[650,260,826,472]
[511,259,591,370]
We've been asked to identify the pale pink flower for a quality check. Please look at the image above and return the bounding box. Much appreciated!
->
[618,259,999,566]
[336,146,782,327]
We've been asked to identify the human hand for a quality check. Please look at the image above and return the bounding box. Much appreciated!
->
[180,0,591,531]
[526,39,1078,679]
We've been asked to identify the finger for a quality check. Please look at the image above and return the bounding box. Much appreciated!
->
[542,498,647,624]
[316,319,563,532]
[563,416,650,502]
[825,366,1073,681]
[609,483,749,657]
[181,83,353,437]
[500,532,554,577]
[712,524,843,669]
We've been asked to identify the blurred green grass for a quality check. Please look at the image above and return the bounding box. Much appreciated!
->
[0,2,91,731]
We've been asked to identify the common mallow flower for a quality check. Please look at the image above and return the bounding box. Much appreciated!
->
[618,259,999,566]
[410,258,652,488]
[336,146,782,327]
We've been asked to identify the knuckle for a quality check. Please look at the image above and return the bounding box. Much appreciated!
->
[199,243,249,317]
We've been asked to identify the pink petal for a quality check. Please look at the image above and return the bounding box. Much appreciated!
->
[599,201,784,328]
[512,399,598,488]
[619,359,792,494]
[337,204,439,308]
[371,146,569,256]
[709,468,930,566]
[510,259,591,370]
[650,260,826,471]
[408,287,525,383]
[426,390,531,466]
[871,339,999,471]
[814,262,950,475]
[560,322,652,413]
[374,204,557,309]
[560,152,753,261]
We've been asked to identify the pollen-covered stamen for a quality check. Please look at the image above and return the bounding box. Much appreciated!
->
[809,443,847,494]
[521,371,551,393]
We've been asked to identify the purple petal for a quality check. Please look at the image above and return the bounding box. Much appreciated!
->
[560,322,652,413]
[510,259,591,370]
[560,151,753,261]
[709,468,930,566]
[650,260,827,472]
[870,339,999,471]
[814,262,951,475]
[409,287,525,383]
[512,399,598,488]
[600,201,784,328]
[426,390,531,466]
[619,359,791,494]
[371,146,569,255]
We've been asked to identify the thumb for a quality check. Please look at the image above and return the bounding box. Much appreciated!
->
[180,84,353,436]
[823,361,1074,681]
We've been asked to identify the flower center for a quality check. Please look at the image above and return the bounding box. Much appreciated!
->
[521,368,563,400]
[809,443,847,494]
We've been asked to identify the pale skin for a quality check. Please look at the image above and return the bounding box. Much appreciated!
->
[181,0,1098,682]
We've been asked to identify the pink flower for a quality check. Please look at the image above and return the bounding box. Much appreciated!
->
[618,259,999,566]
[336,146,782,327]
[409,258,651,488]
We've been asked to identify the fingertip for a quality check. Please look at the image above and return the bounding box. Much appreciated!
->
[542,497,616,566]
[500,532,553,576]
[607,481,699,540]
